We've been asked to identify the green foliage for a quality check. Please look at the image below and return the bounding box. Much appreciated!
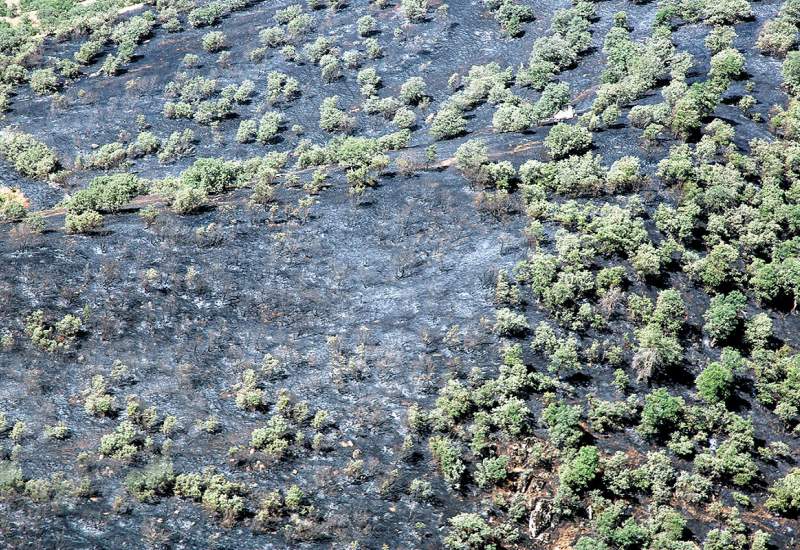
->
[250,415,290,457]
[559,445,599,491]
[694,415,758,487]
[0,131,59,179]
[319,95,353,133]
[783,50,800,96]
[125,460,175,502]
[766,468,800,515]
[758,4,800,56]
[638,389,683,439]
[0,187,27,221]
[399,76,427,104]
[429,104,468,140]
[257,112,284,143]
[65,210,104,234]
[0,461,23,494]
[203,31,226,52]
[494,307,529,335]
[542,400,582,448]
[356,14,376,36]
[703,291,746,343]
[401,0,428,22]
[25,310,81,352]
[181,157,239,195]
[544,123,592,159]
[67,174,142,214]
[444,513,496,550]
[29,68,58,95]
[474,455,509,487]
[175,468,247,521]
[709,48,745,81]
[429,436,465,486]
[84,375,116,416]
[492,397,529,435]
[695,350,739,404]
[99,421,140,461]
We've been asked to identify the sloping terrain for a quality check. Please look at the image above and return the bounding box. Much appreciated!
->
[1,0,800,548]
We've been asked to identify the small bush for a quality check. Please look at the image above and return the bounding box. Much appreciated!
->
[638,389,683,439]
[181,157,239,195]
[494,307,529,335]
[202,31,227,52]
[766,468,800,515]
[544,123,592,159]
[65,210,104,234]
[67,174,142,214]
[171,185,207,214]
[703,291,746,343]
[695,355,736,404]
[0,131,59,179]
[125,460,175,502]
[429,104,467,139]
[356,15,376,36]
[444,513,496,549]
[401,0,428,21]
[30,68,58,95]
[783,51,800,96]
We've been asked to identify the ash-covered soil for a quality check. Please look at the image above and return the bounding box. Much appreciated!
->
[1,0,800,548]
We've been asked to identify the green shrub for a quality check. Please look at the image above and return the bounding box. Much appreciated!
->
[0,461,23,494]
[30,68,58,95]
[429,436,465,486]
[84,375,116,416]
[65,210,104,234]
[158,129,195,163]
[202,31,227,52]
[399,76,427,104]
[492,397,529,435]
[127,132,160,158]
[356,14,376,36]
[758,0,800,56]
[559,445,599,491]
[494,307,529,335]
[257,112,284,143]
[429,104,468,139]
[188,3,223,27]
[444,513,496,550]
[0,131,59,179]
[74,40,104,65]
[703,291,746,343]
[250,415,290,457]
[606,156,641,191]
[638,389,683,439]
[542,400,582,448]
[766,468,800,515]
[319,95,353,132]
[709,48,745,81]
[67,174,142,214]
[175,468,247,521]
[181,157,239,195]
[171,185,207,214]
[544,123,592,159]
[695,356,735,404]
[707,25,736,54]
[401,0,428,21]
[99,420,140,461]
[474,455,509,488]
[632,324,682,380]
[783,51,800,96]
[125,460,175,502]
[0,187,27,221]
